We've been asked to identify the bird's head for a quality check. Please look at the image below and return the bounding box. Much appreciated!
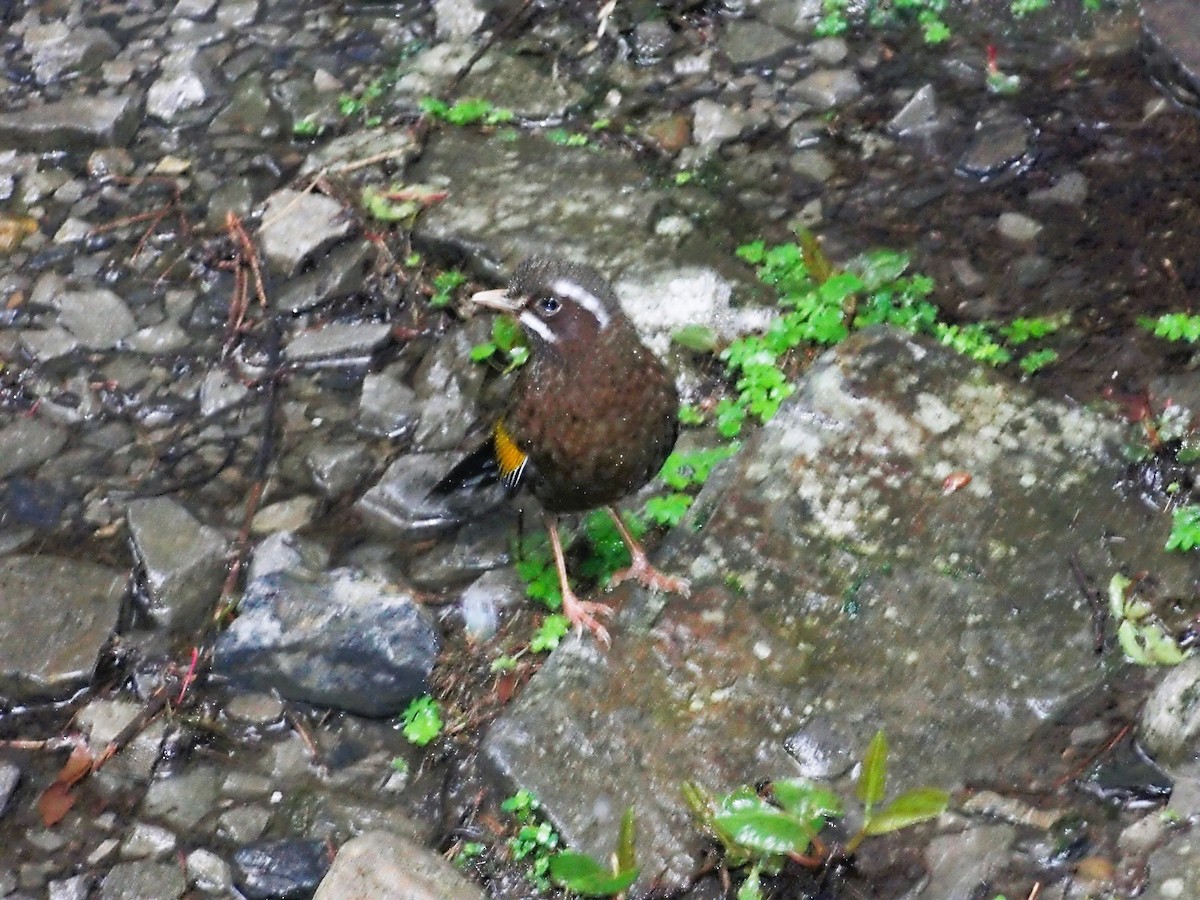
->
[471,257,628,351]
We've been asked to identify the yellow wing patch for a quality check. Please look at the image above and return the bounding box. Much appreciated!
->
[493,420,528,489]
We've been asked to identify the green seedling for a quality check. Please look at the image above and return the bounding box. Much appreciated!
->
[430,269,467,308]
[686,730,948,893]
[1140,312,1200,344]
[545,128,590,147]
[530,614,570,652]
[470,316,530,372]
[503,789,561,891]
[550,807,639,897]
[361,183,447,223]
[399,695,443,746]
[420,96,514,127]
[1109,573,1185,666]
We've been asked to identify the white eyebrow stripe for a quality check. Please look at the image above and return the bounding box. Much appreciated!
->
[550,277,610,329]
[519,311,558,343]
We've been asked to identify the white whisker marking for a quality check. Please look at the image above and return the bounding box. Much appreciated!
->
[519,311,558,343]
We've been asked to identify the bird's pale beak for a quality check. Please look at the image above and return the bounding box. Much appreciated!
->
[471,288,522,313]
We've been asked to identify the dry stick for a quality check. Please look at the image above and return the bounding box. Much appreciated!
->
[442,0,537,100]
[1051,722,1132,792]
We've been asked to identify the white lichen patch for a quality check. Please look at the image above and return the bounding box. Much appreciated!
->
[915,392,961,434]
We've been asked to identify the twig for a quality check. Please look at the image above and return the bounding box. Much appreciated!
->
[1068,553,1107,654]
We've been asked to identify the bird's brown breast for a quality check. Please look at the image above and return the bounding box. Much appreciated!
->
[504,326,678,514]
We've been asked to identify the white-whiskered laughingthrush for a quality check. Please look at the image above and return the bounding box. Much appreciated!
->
[433,256,690,644]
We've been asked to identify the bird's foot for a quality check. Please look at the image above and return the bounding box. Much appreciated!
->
[609,549,691,598]
[561,589,613,647]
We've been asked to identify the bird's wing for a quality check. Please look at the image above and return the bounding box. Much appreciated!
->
[429,419,528,495]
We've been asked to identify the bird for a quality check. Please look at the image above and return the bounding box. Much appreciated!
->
[432,256,690,645]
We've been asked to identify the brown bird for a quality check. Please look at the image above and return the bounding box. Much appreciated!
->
[434,256,689,644]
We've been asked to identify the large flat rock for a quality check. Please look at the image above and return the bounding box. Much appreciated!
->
[483,327,1197,888]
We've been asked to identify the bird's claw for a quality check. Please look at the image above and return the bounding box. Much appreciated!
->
[609,555,691,598]
[562,593,613,647]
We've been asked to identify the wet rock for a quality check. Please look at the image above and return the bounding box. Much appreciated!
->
[957,114,1037,180]
[614,265,754,354]
[213,73,284,138]
[459,568,525,642]
[127,497,229,633]
[631,18,677,66]
[55,288,137,349]
[408,516,514,590]
[217,0,260,27]
[722,19,795,67]
[299,129,418,178]
[0,556,124,699]
[23,22,117,83]
[141,765,222,830]
[275,239,372,313]
[218,805,272,843]
[205,176,256,230]
[97,861,186,900]
[314,830,485,900]
[214,566,439,716]
[358,370,420,440]
[922,824,1016,899]
[789,148,835,182]
[120,823,177,860]
[889,83,938,136]
[0,90,137,152]
[250,495,318,534]
[47,874,92,900]
[186,849,233,893]
[792,68,862,110]
[810,37,848,65]
[1142,0,1200,109]
[232,839,332,900]
[412,328,486,451]
[1140,655,1200,766]
[760,0,825,32]
[306,441,374,497]
[997,211,1043,242]
[198,369,250,418]
[77,699,166,784]
[147,50,225,123]
[285,322,392,366]
[691,98,747,148]
[434,0,486,40]
[175,0,217,16]
[0,762,20,816]
[0,417,68,479]
[357,452,500,541]
[455,54,590,122]
[259,189,355,277]
[1030,170,1088,205]
[482,328,1192,888]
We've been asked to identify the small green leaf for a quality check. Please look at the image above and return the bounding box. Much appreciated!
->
[399,695,443,746]
[736,864,763,900]
[470,342,497,362]
[1108,573,1131,620]
[1144,623,1186,665]
[857,730,888,813]
[549,852,638,896]
[862,787,949,835]
[713,805,819,856]
[1117,619,1153,666]
[530,614,570,653]
[771,778,843,821]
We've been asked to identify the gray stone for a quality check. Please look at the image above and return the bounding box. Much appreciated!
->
[217,805,271,843]
[0,557,124,699]
[217,0,260,27]
[306,442,374,497]
[614,265,753,355]
[1029,170,1088,206]
[300,129,418,178]
[810,37,848,65]
[957,114,1036,180]
[147,50,224,123]
[126,497,229,633]
[225,692,285,725]
[722,19,794,67]
[212,72,283,138]
[358,372,420,440]
[411,328,485,451]
[285,322,393,366]
[631,18,677,66]
[889,83,938,136]
[186,848,233,894]
[97,861,186,900]
[453,53,589,122]
[788,148,835,182]
[408,516,514,590]
[482,328,1192,888]
[77,699,166,783]
[198,369,250,417]
[120,823,177,859]
[232,840,331,900]
[48,874,93,900]
[691,98,747,148]
[760,0,824,32]
[274,240,372,313]
[128,322,190,354]
[459,568,525,642]
[434,0,486,39]
[0,417,67,478]
[175,0,218,17]
[141,766,222,830]
[23,23,117,83]
[357,452,495,541]
[791,68,862,110]
[249,495,317,534]
[314,831,485,900]
[922,824,1016,900]
[0,95,144,149]
[1140,656,1200,766]
[1142,0,1200,109]
[214,566,440,717]
[55,288,137,349]
[258,189,355,277]
[997,211,1043,242]
[0,762,20,816]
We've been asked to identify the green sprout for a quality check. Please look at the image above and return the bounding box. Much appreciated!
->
[503,789,561,891]
[1140,312,1200,344]
[550,807,639,897]
[470,316,530,372]
[1166,505,1200,552]
[1108,573,1185,666]
[399,695,443,746]
[420,97,514,127]
[430,269,467,308]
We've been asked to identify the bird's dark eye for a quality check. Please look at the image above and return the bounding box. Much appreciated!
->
[536,294,562,316]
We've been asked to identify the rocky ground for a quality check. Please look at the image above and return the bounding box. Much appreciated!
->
[3,0,1200,897]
